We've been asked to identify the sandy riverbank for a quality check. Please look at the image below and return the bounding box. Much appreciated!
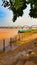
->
[0,28,37,65]
[0,28,18,40]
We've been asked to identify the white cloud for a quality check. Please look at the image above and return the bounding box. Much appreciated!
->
[0,3,37,27]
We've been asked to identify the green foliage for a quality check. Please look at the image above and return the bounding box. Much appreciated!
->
[2,0,37,22]
[28,0,37,18]
[29,7,37,18]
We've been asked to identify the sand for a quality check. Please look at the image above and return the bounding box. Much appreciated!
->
[0,28,18,40]
[0,28,37,65]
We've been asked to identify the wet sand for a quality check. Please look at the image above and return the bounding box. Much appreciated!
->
[0,38,37,65]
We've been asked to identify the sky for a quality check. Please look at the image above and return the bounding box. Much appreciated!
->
[0,0,37,27]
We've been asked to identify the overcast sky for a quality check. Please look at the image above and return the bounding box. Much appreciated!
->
[0,0,37,27]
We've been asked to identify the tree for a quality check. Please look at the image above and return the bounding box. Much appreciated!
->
[2,0,37,22]
[27,0,37,18]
